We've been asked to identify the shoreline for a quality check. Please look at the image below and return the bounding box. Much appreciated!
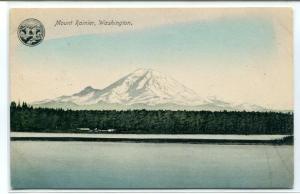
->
[11,136,293,145]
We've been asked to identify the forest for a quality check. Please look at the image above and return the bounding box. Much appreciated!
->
[10,102,293,135]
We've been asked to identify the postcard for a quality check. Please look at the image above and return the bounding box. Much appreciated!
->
[10,8,293,189]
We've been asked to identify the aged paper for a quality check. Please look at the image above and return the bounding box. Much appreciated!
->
[10,8,293,189]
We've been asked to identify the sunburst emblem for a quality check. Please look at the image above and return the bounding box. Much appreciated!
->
[18,18,45,47]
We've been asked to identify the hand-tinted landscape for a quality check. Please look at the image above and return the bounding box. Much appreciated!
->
[10,8,293,189]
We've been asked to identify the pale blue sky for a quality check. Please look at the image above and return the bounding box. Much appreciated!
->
[18,16,275,71]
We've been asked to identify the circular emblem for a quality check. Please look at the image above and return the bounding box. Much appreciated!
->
[18,18,45,47]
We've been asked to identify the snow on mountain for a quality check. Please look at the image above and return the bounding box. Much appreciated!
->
[41,68,208,106]
[96,68,208,106]
[233,103,267,112]
[33,68,268,111]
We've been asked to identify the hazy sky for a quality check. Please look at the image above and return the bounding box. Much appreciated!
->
[10,8,293,110]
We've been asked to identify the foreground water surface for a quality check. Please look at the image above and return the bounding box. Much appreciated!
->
[11,141,293,189]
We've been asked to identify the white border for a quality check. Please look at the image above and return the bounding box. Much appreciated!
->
[0,1,9,194]
[1,1,299,194]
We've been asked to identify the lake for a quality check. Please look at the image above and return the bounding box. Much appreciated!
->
[11,141,293,189]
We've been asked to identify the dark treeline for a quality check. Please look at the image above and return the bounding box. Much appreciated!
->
[10,102,293,135]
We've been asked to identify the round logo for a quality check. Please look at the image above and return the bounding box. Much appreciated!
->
[18,18,45,47]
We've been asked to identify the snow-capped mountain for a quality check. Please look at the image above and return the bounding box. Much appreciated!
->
[33,68,268,111]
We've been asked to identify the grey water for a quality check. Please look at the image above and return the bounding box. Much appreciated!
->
[11,141,293,189]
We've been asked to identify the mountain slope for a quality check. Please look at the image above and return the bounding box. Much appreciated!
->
[33,68,268,111]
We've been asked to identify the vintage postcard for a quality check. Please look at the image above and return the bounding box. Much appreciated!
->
[10,8,293,189]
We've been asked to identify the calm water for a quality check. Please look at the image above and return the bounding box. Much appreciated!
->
[11,141,293,189]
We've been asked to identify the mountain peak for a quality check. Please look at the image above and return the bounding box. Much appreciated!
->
[75,86,98,97]
[80,86,96,93]
[64,68,205,106]
[131,68,173,82]
[33,68,269,111]
[83,86,94,90]
[131,68,157,76]
[97,68,206,105]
